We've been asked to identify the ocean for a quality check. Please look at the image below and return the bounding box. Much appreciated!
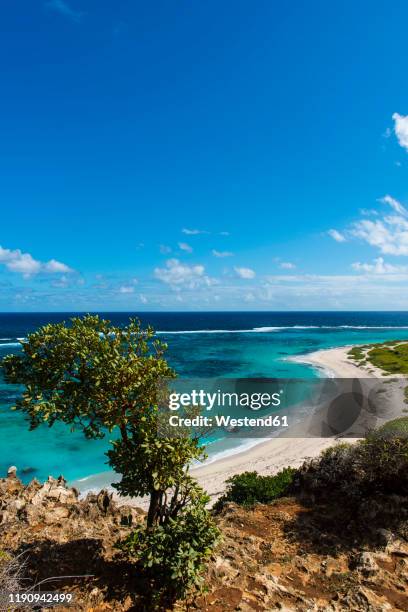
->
[2,311,408,488]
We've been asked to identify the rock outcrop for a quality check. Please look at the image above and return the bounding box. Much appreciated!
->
[195,499,408,611]
[1,470,408,611]
[0,471,144,611]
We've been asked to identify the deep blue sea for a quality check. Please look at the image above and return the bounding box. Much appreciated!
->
[2,311,408,488]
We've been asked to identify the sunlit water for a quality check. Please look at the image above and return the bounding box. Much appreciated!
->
[2,311,408,486]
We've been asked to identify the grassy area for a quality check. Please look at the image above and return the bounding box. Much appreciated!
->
[347,342,408,408]
[377,416,408,435]
[348,341,408,376]
[347,347,365,361]
[367,342,408,374]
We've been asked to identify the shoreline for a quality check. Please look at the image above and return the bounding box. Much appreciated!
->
[72,343,407,508]
[289,344,382,378]
[191,344,384,502]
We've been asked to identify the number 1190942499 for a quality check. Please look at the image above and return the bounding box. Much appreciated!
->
[0,591,74,608]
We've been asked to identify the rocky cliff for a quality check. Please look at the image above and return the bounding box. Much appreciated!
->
[0,471,407,611]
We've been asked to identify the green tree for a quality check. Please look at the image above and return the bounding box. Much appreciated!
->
[2,315,219,606]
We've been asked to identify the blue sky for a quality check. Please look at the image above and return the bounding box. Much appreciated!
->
[1,0,408,310]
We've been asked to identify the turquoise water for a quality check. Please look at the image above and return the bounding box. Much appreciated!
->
[2,311,408,485]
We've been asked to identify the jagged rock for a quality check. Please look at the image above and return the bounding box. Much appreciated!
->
[7,465,17,478]
[199,499,408,612]
[355,551,379,576]
[386,538,408,557]
[338,586,393,611]
[1,473,408,611]
[0,472,144,540]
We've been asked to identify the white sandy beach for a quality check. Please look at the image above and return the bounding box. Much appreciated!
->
[291,344,397,379]
[107,343,408,509]
[192,436,338,503]
[192,346,359,502]
[192,346,406,504]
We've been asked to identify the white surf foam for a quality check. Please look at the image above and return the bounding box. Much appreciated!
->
[156,325,408,335]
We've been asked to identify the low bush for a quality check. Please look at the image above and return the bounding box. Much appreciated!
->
[296,433,408,502]
[377,416,408,435]
[347,347,365,361]
[119,484,220,609]
[214,467,296,510]
[0,549,25,594]
[367,342,408,374]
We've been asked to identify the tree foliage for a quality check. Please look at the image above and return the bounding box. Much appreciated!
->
[120,480,219,607]
[2,315,173,439]
[2,315,219,607]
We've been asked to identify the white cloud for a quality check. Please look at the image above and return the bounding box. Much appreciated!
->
[351,215,408,256]
[0,245,74,278]
[154,258,217,289]
[328,229,346,243]
[181,228,229,236]
[212,249,233,258]
[44,259,73,273]
[119,286,135,294]
[139,294,148,304]
[279,261,296,270]
[244,292,255,302]
[182,228,208,235]
[51,275,70,288]
[259,273,408,309]
[234,266,256,279]
[178,242,193,253]
[360,208,378,216]
[351,257,408,274]
[45,0,83,22]
[329,195,408,257]
[160,244,172,254]
[1,251,41,276]
[392,112,408,152]
[379,194,408,216]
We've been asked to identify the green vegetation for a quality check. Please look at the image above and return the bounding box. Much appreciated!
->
[347,347,365,361]
[298,433,408,505]
[214,468,296,510]
[120,485,219,606]
[366,342,408,374]
[347,340,408,376]
[1,315,219,609]
[377,416,408,435]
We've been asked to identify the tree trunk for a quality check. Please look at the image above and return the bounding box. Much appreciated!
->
[147,490,161,529]
[119,423,128,444]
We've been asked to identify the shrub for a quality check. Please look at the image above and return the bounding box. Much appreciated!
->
[377,416,408,436]
[120,481,219,608]
[0,550,25,594]
[296,434,408,503]
[367,342,408,374]
[214,467,296,510]
[347,347,365,361]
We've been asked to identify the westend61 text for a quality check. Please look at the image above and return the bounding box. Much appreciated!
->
[168,414,289,427]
